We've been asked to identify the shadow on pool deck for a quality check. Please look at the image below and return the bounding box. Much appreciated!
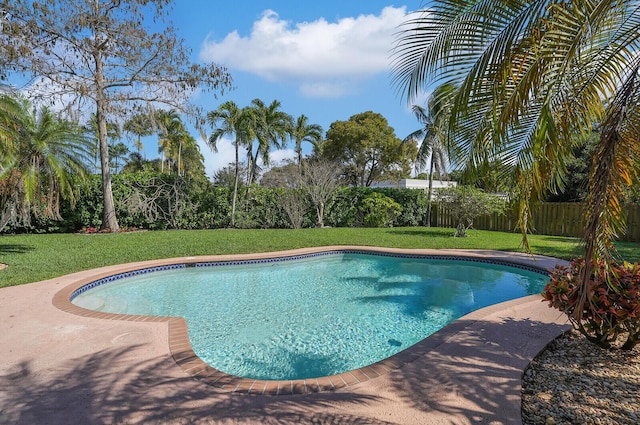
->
[0,317,569,425]
[387,317,570,424]
[0,248,571,424]
[0,345,385,425]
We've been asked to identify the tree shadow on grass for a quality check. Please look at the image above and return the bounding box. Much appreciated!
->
[532,235,639,260]
[528,235,583,258]
[385,228,455,238]
[0,243,33,255]
[384,316,570,424]
[0,345,390,425]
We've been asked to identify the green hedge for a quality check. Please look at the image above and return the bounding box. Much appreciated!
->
[3,173,431,233]
[324,187,428,227]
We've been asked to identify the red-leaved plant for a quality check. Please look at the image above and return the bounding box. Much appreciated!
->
[543,258,640,350]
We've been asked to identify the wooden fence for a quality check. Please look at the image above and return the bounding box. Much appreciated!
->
[430,202,640,242]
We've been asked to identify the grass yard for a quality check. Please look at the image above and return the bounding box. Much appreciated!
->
[1,227,638,288]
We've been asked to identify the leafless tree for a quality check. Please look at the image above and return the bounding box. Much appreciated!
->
[298,160,343,227]
[125,177,196,229]
[278,189,310,229]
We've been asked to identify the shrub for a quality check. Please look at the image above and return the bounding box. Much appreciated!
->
[243,187,291,229]
[323,187,427,228]
[196,186,232,229]
[323,187,367,227]
[374,188,428,226]
[543,258,640,350]
[437,186,505,237]
[361,192,402,227]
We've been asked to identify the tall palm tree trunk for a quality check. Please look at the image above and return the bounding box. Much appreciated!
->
[177,140,182,177]
[231,140,239,227]
[425,158,435,227]
[245,150,258,199]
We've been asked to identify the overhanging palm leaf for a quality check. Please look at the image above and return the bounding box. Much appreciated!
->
[578,64,640,303]
[393,0,640,241]
[392,0,640,319]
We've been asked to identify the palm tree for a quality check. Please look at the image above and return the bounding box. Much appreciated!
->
[122,151,146,173]
[154,109,184,174]
[0,90,22,170]
[248,99,292,187]
[178,134,207,181]
[290,114,323,174]
[154,109,200,178]
[0,94,23,224]
[0,94,92,230]
[108,142,130,174]
[403,83,457,226]
[207,101,254,227]
[123,113,153,157]
[392,0,640,318]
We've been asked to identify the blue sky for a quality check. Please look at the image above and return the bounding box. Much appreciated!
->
[12,1,428,178]
[167,1,427,178]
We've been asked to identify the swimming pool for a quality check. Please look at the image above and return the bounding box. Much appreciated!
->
[70,250,548,381]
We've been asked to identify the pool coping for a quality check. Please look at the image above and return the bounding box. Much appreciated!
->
[51,245,567,396]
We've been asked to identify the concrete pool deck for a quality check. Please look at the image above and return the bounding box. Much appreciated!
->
[0,247,570,424]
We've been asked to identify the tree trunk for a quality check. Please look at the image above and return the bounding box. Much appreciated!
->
[246,150,258,199]
[177,140,182,177]
[425,158,435,227]
[297,146,303,175]
[316,202,325,228]
[95,49,120,232]
[231,139,239,227]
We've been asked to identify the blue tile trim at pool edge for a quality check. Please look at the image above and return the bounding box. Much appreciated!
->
[69,250,549,302]
[195,250,549,276]
[69,264,186,300]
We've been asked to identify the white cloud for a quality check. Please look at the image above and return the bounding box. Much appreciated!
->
[198,138,295,178]
[198,136,297,181]
[299,80,356,98]
[265,148,296,165]
[198,137,248,180]
[199,6,408,97]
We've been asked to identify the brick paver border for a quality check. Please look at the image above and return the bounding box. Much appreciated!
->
[52,246,559,395]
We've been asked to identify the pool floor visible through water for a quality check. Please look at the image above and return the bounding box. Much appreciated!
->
[72,251,549,380]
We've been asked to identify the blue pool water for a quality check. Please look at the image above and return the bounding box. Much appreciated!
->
[72,252,548,380]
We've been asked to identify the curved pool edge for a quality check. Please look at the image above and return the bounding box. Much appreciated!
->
[52,246,570,396]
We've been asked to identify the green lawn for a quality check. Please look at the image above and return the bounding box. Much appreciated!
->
[1,227,638,288]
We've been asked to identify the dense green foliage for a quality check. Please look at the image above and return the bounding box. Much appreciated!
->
[319,111,417,186]
[544,131,598,203]
[2,172,436,233]
[3,227,639,288]
[322,187,429,228]
[361,192,402,227]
